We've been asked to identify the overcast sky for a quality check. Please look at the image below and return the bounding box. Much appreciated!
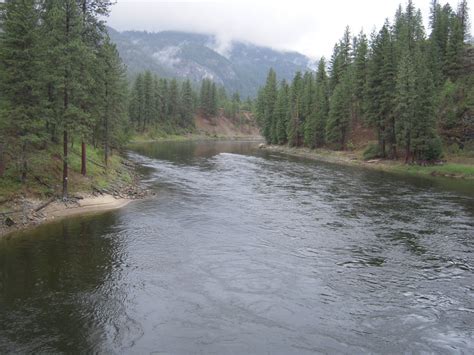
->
[107,0,472,58]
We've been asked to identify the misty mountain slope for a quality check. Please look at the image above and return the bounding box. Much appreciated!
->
[108,28,315,97]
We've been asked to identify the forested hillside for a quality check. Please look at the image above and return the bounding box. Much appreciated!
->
[256,0,472,163]
[0,0,130,200]
[108,28,315,97]
[0,0,472,205]
[127,72,252,136]
[0,0,255,202]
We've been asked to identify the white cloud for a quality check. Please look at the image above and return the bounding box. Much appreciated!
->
[108,0,471,58]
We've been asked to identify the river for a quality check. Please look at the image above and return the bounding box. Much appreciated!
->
[0,140,473,353]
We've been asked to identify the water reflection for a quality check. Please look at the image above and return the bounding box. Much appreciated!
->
[0,140,473,353]
[0,212,125,352]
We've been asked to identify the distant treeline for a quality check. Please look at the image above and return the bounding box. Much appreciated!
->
[255,0,472,162]
[128,72,250,133]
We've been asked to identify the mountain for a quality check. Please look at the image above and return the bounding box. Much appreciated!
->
[108,28,316,97]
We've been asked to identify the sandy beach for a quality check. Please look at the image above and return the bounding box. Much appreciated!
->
[0,194,134,238]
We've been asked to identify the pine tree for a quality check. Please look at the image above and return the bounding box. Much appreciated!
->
[326,71,351,149]
[411,48,442,161]
[180,79,194,128]
[210,82,217,116]
[77,0,114,176]
[353,31,368,122]
[262,69,277,144]
[395,51,417,162]
[142,71,155,130]
[366,23,396,157]
[0,0,43,182]
[275,80,290,145]
[43,0,90,198]
[313,58,330,147]
[168,78,179,122]
[428,1,452,87]
[301,71,314,146]
[96,37,128,167]
[445,13,465,80]
[287,71,303,147]
[129,73,145,129]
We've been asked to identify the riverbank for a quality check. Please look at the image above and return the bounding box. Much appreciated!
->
[0,144,151,238]
[131,133,263,144]
[131,111,262,143]
[0,194,135,238]
[262,145,474,180]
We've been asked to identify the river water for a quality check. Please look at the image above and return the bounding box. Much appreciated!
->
[1,140,473,353]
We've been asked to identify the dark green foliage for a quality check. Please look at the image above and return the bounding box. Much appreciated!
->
[304,59,329,148]
[199,79,218,117]
[353,31,368,122]
[0,0,129,195]
[287,71,304,147]
[253,0,470,163]
[275,80,290,144]
[366,23,397,158]
[326,72,352,149]
[363,143,382,160]
[262,69,278,144]
[180,80,195,128]
[129,73,199,132]
[0,0,43,182]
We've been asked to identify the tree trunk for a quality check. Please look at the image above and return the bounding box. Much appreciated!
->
[63,130,68,199]
[21,142,27,183]
[405,137,411,163]
[104,121,109,169]
[104,78,109,168]
[0,143,5,178]
[81,141,86,176]
[381,137,386,158]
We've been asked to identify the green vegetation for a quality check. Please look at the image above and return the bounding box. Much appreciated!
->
[0,143,131,201]
[128,70,248,134]
[0,1,248,201]
[256,0,473,166]
[0,0,129,199]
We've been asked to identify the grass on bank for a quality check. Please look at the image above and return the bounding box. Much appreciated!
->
[390,161,474,178]
[269,143,474,180]
[0,144,132,201]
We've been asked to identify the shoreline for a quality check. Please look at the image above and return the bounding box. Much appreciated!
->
[262,145,474,181]
[0,194,136,238]
[130,133,264,144]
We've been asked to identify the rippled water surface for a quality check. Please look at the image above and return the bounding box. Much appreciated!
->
[1,140,473,353]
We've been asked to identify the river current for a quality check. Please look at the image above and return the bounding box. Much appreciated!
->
[0,140,473,353]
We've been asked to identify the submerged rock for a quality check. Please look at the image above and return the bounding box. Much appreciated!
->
[4,217,15,227]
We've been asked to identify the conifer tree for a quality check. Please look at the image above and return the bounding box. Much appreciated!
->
[275,80,290,144]
[326,71,351,149]
[43,0,90,198]
[168,78,179,121]
[353,31,368,122]
[180,79,194,128]
[287,71,303,146]
[262,69,277,144]
[395,51,417,162]
[313,59,330,147]
[96,37,128,167]
[366,23,396,157]
[0,0,43,182]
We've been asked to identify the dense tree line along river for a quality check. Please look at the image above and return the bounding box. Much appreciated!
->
[0,140,473,353]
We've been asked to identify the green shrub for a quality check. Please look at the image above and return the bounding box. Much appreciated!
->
[418,136,443,161]
[363,143,381,160]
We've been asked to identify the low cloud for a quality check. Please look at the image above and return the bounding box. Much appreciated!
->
[108,0,466,58]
